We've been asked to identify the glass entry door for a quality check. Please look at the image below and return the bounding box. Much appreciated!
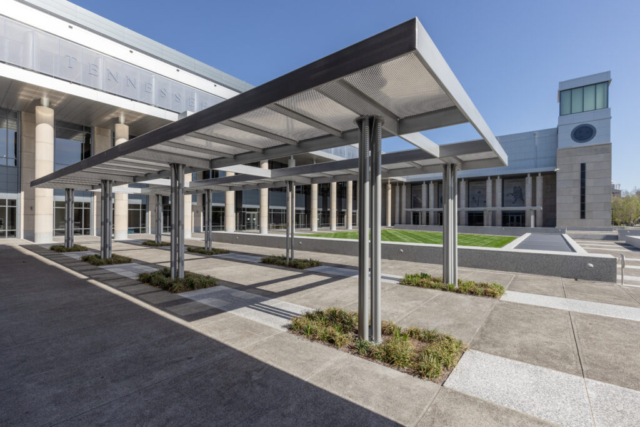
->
[503,211,525,227]
[244,212,258,230]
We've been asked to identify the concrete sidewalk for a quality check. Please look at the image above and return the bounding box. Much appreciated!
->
[5,237,640,426]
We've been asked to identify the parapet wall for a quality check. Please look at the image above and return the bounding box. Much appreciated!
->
[624,235,640,250]
[394,224,566,237]
[210,232,616,282]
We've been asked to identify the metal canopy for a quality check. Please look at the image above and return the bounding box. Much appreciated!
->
[179,139,496,195]
[32,17,507,191]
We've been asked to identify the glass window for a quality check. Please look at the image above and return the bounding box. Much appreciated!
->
[54,199,91,236]
[55,121,92,171]
[0,110,19,167]
[571,87,583,114]
[595,82,608,109]
[127,202,147,234]
[583,85,596,111]
[560,90,572,116]
[580,163,586,219]
[560,82,609,116]
[411,184,422,208]
[467,181,487,208]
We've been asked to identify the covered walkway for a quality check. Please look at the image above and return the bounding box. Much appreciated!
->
[31,18,508,344]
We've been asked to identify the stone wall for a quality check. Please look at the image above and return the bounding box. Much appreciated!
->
[556,143,612,228]
[209,232,616,282]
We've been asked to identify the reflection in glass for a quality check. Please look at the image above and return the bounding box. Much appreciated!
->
[55,121,92,171]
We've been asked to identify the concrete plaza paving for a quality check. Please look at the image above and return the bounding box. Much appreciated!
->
[3,234,640,426]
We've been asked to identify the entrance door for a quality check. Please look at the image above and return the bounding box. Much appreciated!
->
[245,212,258,230]
[411,212,420,225]
[503,211,525,227]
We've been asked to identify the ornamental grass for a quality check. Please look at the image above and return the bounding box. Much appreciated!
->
[290,308,465,383]
[400,273,505,298]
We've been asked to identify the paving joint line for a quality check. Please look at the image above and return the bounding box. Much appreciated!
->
[467,274,516,348]
[393,288,443,325]
[410,385,444,427]
[562,278,598,427]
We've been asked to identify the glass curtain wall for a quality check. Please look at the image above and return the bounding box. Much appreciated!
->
[54,198,90,236]
[128,202,147,234]
[127,184,148,234]
[54,121,91,171]
[0,109,19,238]
[0,199,17,238]
[0,110,18,167]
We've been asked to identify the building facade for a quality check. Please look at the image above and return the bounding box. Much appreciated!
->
[0,1,614,242]
[397,72,613,229]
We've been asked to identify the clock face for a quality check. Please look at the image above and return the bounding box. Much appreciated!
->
[571,124,596,143]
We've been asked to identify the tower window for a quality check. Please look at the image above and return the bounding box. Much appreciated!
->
[560,82,608,116]
[580,163,586,219]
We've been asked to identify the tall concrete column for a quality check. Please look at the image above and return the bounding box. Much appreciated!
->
[225,172,236,232]
[459,178,467,226]
[525,173,533,227]
[310,183,318,231]
[401,184,406,224]
[536,173,544,227]
[495,176,503,226]
[192,171,203,233]
[260,160,269,234]
[184,173,192,238]
[346,181,353,230]
[34,104,54,243]
[113,123,129,240]
[485,177,492,227]
[330,182,337,231]
[421,182,427,225]
[395,184,400,225]
[92,127,112,236]
[428,181,435,225]
[386,181,392,226]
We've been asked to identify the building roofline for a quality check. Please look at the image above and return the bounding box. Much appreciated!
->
[558,71,611,92]
[16,0,254,94]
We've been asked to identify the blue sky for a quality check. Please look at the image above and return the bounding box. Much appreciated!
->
[78,0,639,190]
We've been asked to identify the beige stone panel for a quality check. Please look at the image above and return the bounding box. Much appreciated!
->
[225,172,235,232]
[310,183,318,231]
[33,106,54,243]
[20,113,36,239]
[94,126,112,153]
[330,182,337,231]
[346,181,353,230]
[92,127,112,235]
[113,123,129,240]
[184,172,192,238]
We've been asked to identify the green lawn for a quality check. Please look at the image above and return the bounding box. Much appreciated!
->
[301,229,515,248]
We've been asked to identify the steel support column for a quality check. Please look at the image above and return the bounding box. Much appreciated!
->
[286,181,291,263]
[100,180,113,259]
[356,117,371,341]
[291,181,295,261]
[370,117,383,344]
[205,189,213,251]
[155,194,162,244]
[442,164,458,286]
[64,188,74,248]
[170,164,185,279]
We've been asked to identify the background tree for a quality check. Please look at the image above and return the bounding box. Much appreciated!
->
[612,193,640,226]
